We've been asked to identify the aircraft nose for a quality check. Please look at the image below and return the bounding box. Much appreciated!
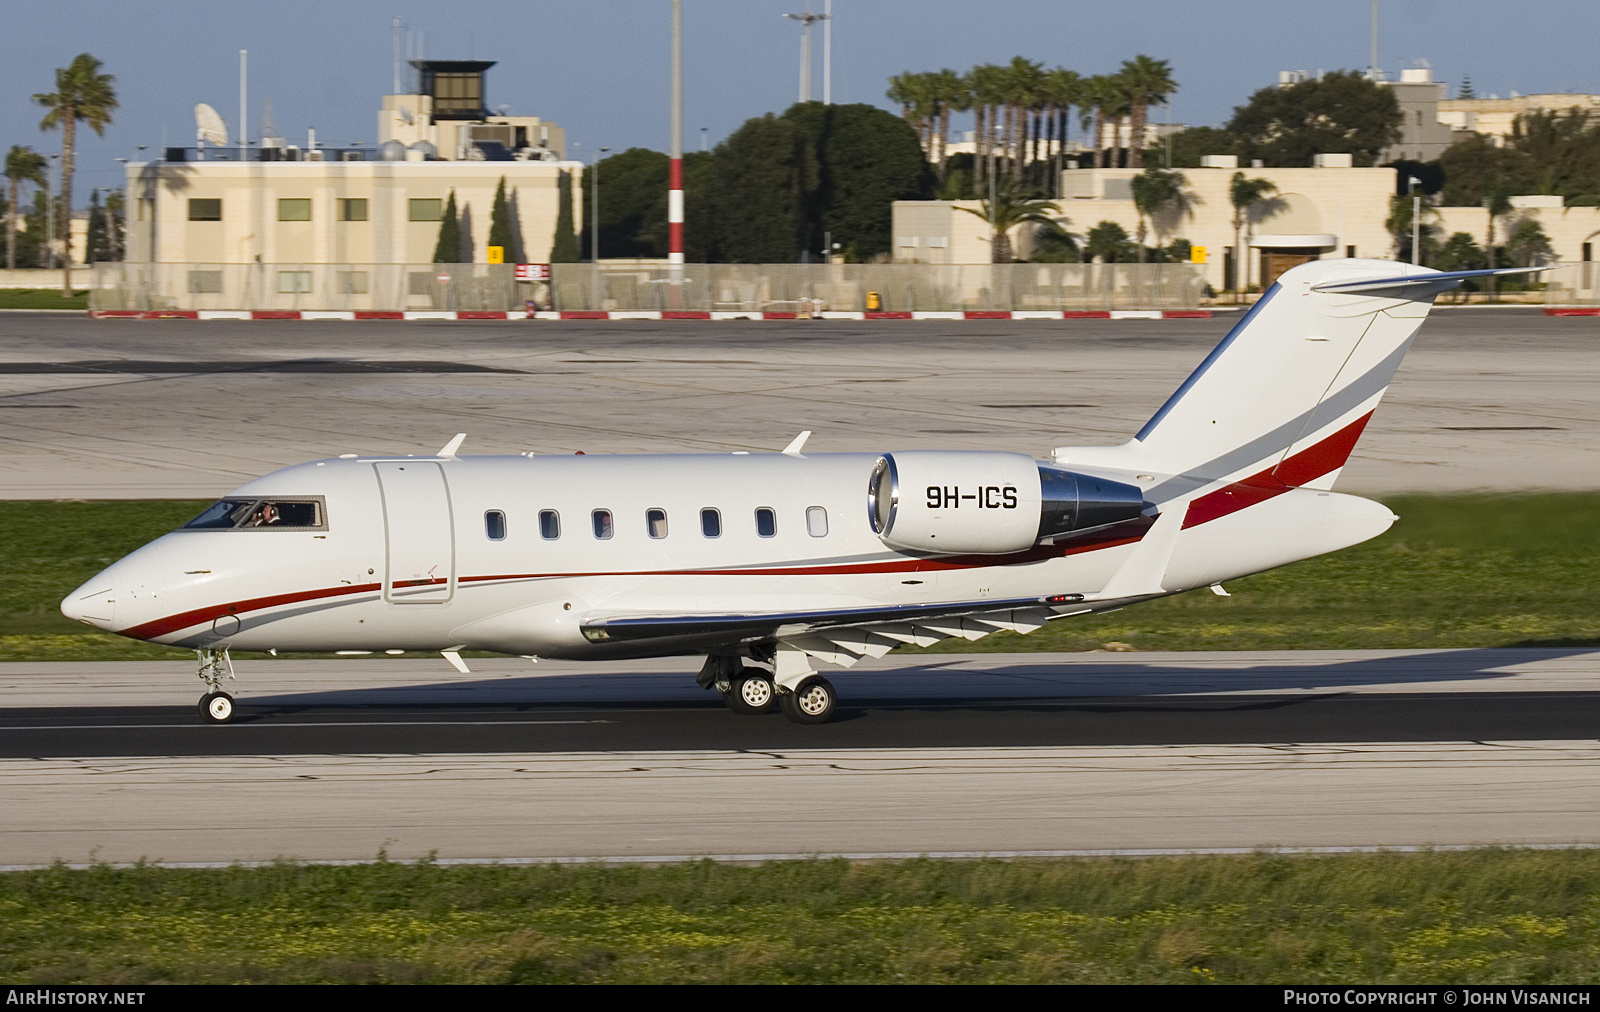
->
[61,565,119,631]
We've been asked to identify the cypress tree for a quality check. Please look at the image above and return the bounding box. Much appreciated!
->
[550,170,579,262]
[488,176,513,257]
[431,190,460,263]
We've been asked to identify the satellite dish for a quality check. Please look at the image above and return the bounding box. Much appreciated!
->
[195,104,228,147]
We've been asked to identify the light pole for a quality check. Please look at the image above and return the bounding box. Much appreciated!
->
[783,11,828,102]
[45,153,59,270]
[591,146,609,263]
[1409,175,1422,265]
[822,0,832,104]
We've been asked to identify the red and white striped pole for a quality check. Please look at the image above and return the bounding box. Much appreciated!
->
[668,0,684,303]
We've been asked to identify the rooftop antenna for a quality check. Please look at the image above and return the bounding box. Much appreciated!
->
[239,49,248,157]
[392,15,403,94]
[1368,0,1381,81]
[195,104,228,160]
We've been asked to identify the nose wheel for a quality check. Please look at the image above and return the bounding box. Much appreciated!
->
[199,691,236,724]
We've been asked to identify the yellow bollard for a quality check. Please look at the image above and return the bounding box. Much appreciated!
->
[865,290,881,311]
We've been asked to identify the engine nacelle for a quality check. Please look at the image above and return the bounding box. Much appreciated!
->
[868,452,1147,555]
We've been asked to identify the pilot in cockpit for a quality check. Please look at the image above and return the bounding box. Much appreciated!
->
[249,503,280,526]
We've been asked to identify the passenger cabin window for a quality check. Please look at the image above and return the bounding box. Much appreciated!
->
[701,508,721,538]
[181,498,324,530]
[485,510,506,541]
[755,507,777,538]
[806,506,829,537]
[646,508,668,539]
[539,510,561,540]
[592,509,614,540]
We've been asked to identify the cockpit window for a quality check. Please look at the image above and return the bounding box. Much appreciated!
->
[181,498,326,530]
[183,499,256,529]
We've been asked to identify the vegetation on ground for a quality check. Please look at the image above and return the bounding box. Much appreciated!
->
[1,494,1595,662]
[3,851,1599,983]
[0,288,88,309]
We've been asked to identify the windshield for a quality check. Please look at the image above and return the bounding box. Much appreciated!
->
[182,498,325,530]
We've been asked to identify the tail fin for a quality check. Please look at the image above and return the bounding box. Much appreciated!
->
[1074,260,1538,504]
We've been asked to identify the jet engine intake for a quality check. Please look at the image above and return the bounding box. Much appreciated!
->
[868,452,1147,555]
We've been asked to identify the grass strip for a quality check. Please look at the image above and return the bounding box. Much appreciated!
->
[0,288,89,310]
[3,851,1599,983]
[2,494,1596,661]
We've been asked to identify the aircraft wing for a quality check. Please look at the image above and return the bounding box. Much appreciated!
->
[580,594,1095,668]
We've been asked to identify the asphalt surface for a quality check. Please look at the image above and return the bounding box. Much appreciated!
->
[0,308,1595,496]
[4,691,1598,760]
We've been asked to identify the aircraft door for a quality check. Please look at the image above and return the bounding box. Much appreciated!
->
[374,461,455,604]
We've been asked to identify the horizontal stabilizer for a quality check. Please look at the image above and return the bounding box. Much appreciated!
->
[1310,265,1548,294]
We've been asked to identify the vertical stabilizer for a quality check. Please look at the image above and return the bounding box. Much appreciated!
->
[1126,259,1467,503]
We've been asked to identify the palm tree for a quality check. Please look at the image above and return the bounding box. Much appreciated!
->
[1483,182,1514,302]
[936,69,971,186]
[1129,168,1187,262]
[1004,57,1044,184]
[4,146,48,270]
[34,53,117,297]
[1081,75,1129,168]
[1042,68,1083,190]
[968,64,1008,196]
[957,183,1059,263]
[1119,55,1177,168]
[1229,171,1276,299]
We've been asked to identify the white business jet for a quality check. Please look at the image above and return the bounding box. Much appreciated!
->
[62,260,1543,725]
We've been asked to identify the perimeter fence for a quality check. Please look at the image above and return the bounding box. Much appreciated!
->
[88,262,1208,314]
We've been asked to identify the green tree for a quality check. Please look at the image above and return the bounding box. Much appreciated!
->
[1027,220,1079,262]
[1436,231,1488,272]
[710,113,807,262]
[1041,68,1083,183]
[488,176,513,258]
[1226,70,1400,167]
[550,172,579,263]
[968,63,1007,193]
[1154,126,1242,168]
[1081,74,1130,168]
[1483,182,1514,302]
[4,145,47,271]
[1119,55,1177,169]
[1129,167,1187,260]
[1085,220,1134,262]
[1438,135,1528,207]
[1229,172,1277,297]
[957,183,1059,263]
[1504,216,1553,267]
[711,103,927,262]
[34,53,117,296]
[1385,192,1441,264]
[432,190,460,263]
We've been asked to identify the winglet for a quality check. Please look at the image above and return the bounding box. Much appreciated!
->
[437,433,467,457]
[782,430,812,456]
[441,649,470,674]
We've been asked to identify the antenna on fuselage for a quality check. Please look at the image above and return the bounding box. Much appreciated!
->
[437,433,466,457]
[781,430,812,455]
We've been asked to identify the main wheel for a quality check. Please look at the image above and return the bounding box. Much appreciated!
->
[724,668,779,715]
[199,691,235,724]
[779,675,837,725]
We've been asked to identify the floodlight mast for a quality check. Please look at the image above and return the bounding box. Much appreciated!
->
[783,11,829,102]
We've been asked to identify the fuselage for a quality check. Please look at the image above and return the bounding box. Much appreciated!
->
[62,449,1396,660]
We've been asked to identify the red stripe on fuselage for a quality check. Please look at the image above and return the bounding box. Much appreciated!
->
[118,522,1153,641]
[1181,412,1373,529]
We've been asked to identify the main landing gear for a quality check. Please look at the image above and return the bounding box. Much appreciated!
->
[697,655,837,724]
[195,648,237,724]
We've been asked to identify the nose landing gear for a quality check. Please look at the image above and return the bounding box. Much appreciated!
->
[195,648,237,724]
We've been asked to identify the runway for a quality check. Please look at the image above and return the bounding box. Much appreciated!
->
[2,650,1597,865]
[0,309,1595,497]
